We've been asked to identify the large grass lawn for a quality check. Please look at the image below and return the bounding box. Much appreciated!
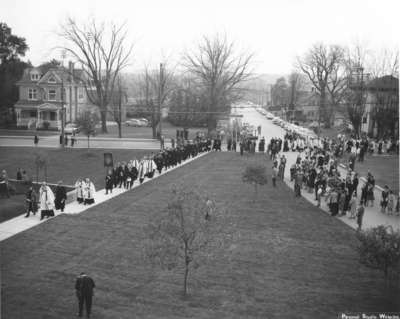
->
[1,152,398,318]
[0,147,155,222]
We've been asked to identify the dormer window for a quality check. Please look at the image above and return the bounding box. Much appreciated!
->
[48,76,56,83]
[31,73,40,81]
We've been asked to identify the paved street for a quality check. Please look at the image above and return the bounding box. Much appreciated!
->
[0,135,165,150]
[234,106,400,231]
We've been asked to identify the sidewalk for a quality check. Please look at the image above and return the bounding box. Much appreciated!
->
[0,151,209,241]
[281,151,400,231]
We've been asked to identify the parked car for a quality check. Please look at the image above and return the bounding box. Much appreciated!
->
[125,119,145,127]
[64,123,81,134]
[138,118,150,126]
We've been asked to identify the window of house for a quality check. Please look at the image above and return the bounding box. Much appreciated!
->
[78,87,84,100]
[48,89,56,101]
[50,112,56,121]
[30,110,37,117]
[31,73,40,81]
[28,88,37,100]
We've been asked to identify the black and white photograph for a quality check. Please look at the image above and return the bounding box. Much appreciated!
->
[0,0,399,318]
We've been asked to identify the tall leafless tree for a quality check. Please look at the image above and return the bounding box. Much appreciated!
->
[287,72,304,110]
[342,43,370,137]
[368,48,399,78]
[184,35,253,133]
[137,63,174,138]
[297,43,345,127]
[59,17,133,133]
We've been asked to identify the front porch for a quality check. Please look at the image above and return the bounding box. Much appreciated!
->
[15,103,62,130]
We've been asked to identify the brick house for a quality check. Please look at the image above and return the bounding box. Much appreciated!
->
[14,62,93,130]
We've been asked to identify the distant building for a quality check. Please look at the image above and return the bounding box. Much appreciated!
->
[361,75,399,138]
[14,62,94,130]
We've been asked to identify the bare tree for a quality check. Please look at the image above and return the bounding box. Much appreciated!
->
[59,17,133,133]
[368,48,399,78]
[271,77,289,107]
[297,43,345,127]
[287,72,304,111]
[145,185,233,296]
[184,34,253,133]
[109,77,127,138]
[136,63,174,138]
[343,43,370,137]
[75,110,99,150]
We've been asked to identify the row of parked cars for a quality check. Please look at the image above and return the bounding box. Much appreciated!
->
[256,107,317,138]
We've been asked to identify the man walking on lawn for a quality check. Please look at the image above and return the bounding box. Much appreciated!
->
[75,272,95,318]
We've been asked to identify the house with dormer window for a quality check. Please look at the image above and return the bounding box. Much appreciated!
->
[14,62,94,130]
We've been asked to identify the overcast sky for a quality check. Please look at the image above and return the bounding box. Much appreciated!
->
[2,0,399,74]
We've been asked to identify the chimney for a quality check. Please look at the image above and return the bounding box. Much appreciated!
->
[68,61,74,82]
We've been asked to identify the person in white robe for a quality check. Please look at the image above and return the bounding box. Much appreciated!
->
[146,158,157,178]
[138,158,147,184]
[39,182,55,220]
[83,178,96,205]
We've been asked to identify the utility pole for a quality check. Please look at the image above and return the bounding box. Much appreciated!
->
[60,75,65,148]
[158,63,164,140]
[60,51,66,149]
[118,78,122,138]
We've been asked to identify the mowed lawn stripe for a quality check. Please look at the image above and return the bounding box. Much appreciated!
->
[1,152,399,319]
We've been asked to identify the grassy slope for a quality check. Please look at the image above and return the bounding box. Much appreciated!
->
[1,152,399,319]
[0,148,154,222]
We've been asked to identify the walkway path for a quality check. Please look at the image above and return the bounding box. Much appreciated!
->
[0,135,167,150]
[0,151,208,241]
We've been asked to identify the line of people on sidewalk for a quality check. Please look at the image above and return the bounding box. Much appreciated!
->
[25,181,68,220]
[101,139,211,195]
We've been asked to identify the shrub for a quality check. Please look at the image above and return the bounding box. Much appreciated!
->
[356,225,400,279]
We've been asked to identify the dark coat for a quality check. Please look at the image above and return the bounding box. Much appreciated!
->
[75,275,95,296]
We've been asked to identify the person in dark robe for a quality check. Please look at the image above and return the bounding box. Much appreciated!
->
[25,186,38,217]
[16,168,23,180]
[232,140,237,152]
[112,164,119,188]
[75,272,95,318]
[123,163,130,189]
[105,171,113,194]
[34,134,39,146]
[357,203,365,231]
[54,181,67,212]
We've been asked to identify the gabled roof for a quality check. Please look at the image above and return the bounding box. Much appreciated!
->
[16,65,86,86]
